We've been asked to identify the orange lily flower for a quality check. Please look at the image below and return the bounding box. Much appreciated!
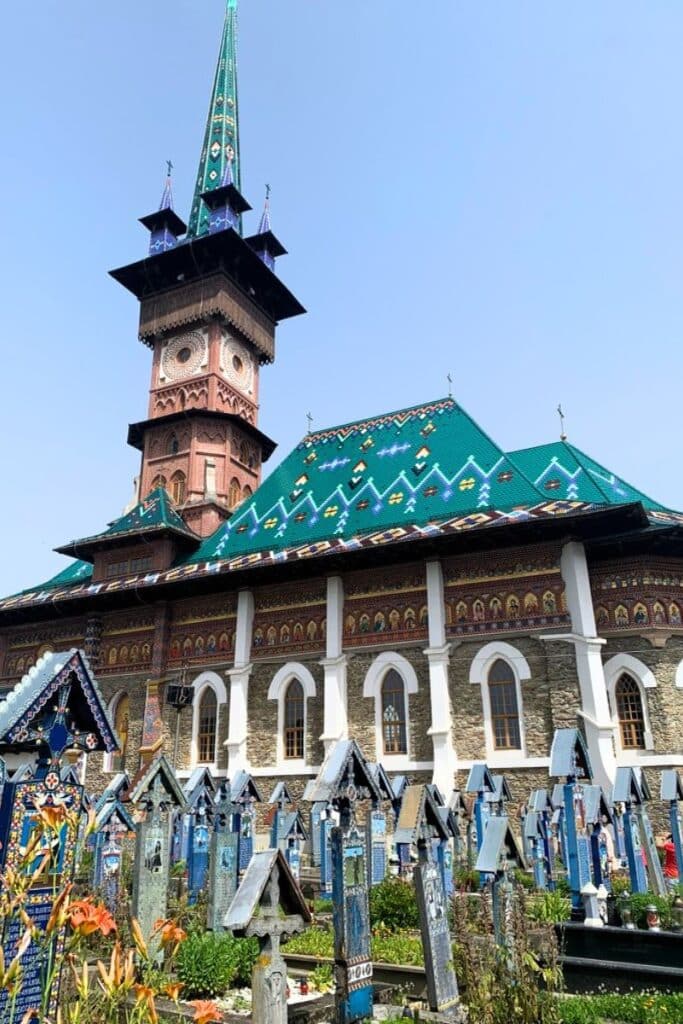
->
[164,981,184,1001]
[67,898,116,937]
[134,983,159,1024]
[45,882,73,936]
[153,918,187,949]
[190,1000,222,1023]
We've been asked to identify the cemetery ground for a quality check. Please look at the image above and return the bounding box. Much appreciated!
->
[13,814,682,1024]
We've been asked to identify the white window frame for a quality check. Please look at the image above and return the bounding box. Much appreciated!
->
[676,659,683,690]
[104,691,129,774]
[191,670,227,771]
[268,663,317,769]
[603,653,656,755]
[469,641,530,766]
[363,652,419,769]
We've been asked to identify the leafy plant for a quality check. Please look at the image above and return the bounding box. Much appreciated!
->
[369,876,419,929]
[231,935,259,986]
[309,963,333,992]
[627,892,673,930]
[454,867,480,891]
[559,991,683,1024]
[526,890,572,925]
[513,868,536,891]
[284,926,334,958]
[176,931,240,997]
[312,897,333,914]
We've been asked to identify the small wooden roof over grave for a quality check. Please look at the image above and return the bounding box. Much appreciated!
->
[368,762,395,801]
[95,772,130,812]
[583,784,614,825]
[95,797,136,833]
[128,754,186,810]
[389,774,409,801]
[487,774,512,807]
[280,810,308,841]
[183,766,217,809]
[524,810,542,841]
[225,849,312,934]
[528,788,551,813]
[465,762,495,795]
[661,769,683,802]
[550,783,565,809]
[0,649,118,755]
[269,781,294,806]
[305,739,381,806]
[394,784,449,846]
[437,804,460,838]
[475,815,526,873]
[549,728,592,781]
[613,765,651,805]
[231,769,262,804]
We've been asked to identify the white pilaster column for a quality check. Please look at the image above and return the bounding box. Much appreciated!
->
[319,575,348,754]
[225,589,254,774]
[424,559,457,797]
[556,541,616,789]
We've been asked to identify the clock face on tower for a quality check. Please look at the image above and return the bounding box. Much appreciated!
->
[222,334,254,394]
[160,331,207,382]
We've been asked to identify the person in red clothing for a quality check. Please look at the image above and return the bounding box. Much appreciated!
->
[657,833,680,890]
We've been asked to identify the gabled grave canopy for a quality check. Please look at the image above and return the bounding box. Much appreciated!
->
[394,784,450,846]
[389,774,409,801]
[281,810,308,841]
[529,788,551,813]
[183,766,216,808]
[305,739,381,806]
[549,728,592,781]
[524,810,541,840]
[368,762,395,801]
[583,784,613,825]
[465,762,495,794]
[225,849,312,933]
[426,782,445,806]
[268,781,294,806]
[128,753,187,810]
[475,815,526,873]
[0,649,118,755]
[550,783,565,809]
[231,770,262,804]
[487,775,512,805]
[661,769,683,802]
[95,772,131,812]
[95,798,136,833]
[613,765,650,805]
[438,804,460,838]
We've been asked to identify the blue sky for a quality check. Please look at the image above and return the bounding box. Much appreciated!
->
[1,1,682,595]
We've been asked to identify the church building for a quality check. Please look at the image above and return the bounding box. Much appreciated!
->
[1,1,682,805]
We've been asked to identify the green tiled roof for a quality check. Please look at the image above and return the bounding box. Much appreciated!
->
[7,402,677,608]
[189,398,549,562]
[56,487,198,555]
[508,441,667,512]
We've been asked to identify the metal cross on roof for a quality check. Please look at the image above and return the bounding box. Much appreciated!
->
[557,403,567,441]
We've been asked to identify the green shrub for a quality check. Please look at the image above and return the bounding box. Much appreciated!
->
[513,868,536,891]
[176,932,241,997]
[284,926,334,958]
[232,935,259,986]
[312,897,333,914]
[369,877,419,929]
[309,963,333,992]
[627,892,673,930]
[454,867,480,891]
[527,890,572,925]
[559,992,683,1024]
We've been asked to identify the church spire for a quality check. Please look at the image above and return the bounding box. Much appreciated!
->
[139,162,187,255]
[188,0,241,238]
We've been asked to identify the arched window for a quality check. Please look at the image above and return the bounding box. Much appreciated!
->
[150,474,167,492]
[488,659,521,750]
[108,693,129,773]
[228,478,241,509]
[284,679,305,759]
[168,434,179,455]
[381,669,407,755]
[615,674,646,750]
[170,471,186,505]
[239,442,249,465]
[197,687,217,763]
[242,484,253,502]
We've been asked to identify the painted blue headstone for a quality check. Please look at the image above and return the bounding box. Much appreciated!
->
[466,762,495,885]
[366,763,393,886]
[549,728,594,911]
[613,767,667,896]
[268,780,294,849]
[92,795,136,909]
[583,785,614,889]
[188,791,212,903]
[0,650,119,1023]
[306,740,381,1024]
[231,770,262,876]
[475,815,525,951]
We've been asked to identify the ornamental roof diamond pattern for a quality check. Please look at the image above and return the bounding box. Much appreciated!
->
[508,441,666,512]
[4,397,679,610]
